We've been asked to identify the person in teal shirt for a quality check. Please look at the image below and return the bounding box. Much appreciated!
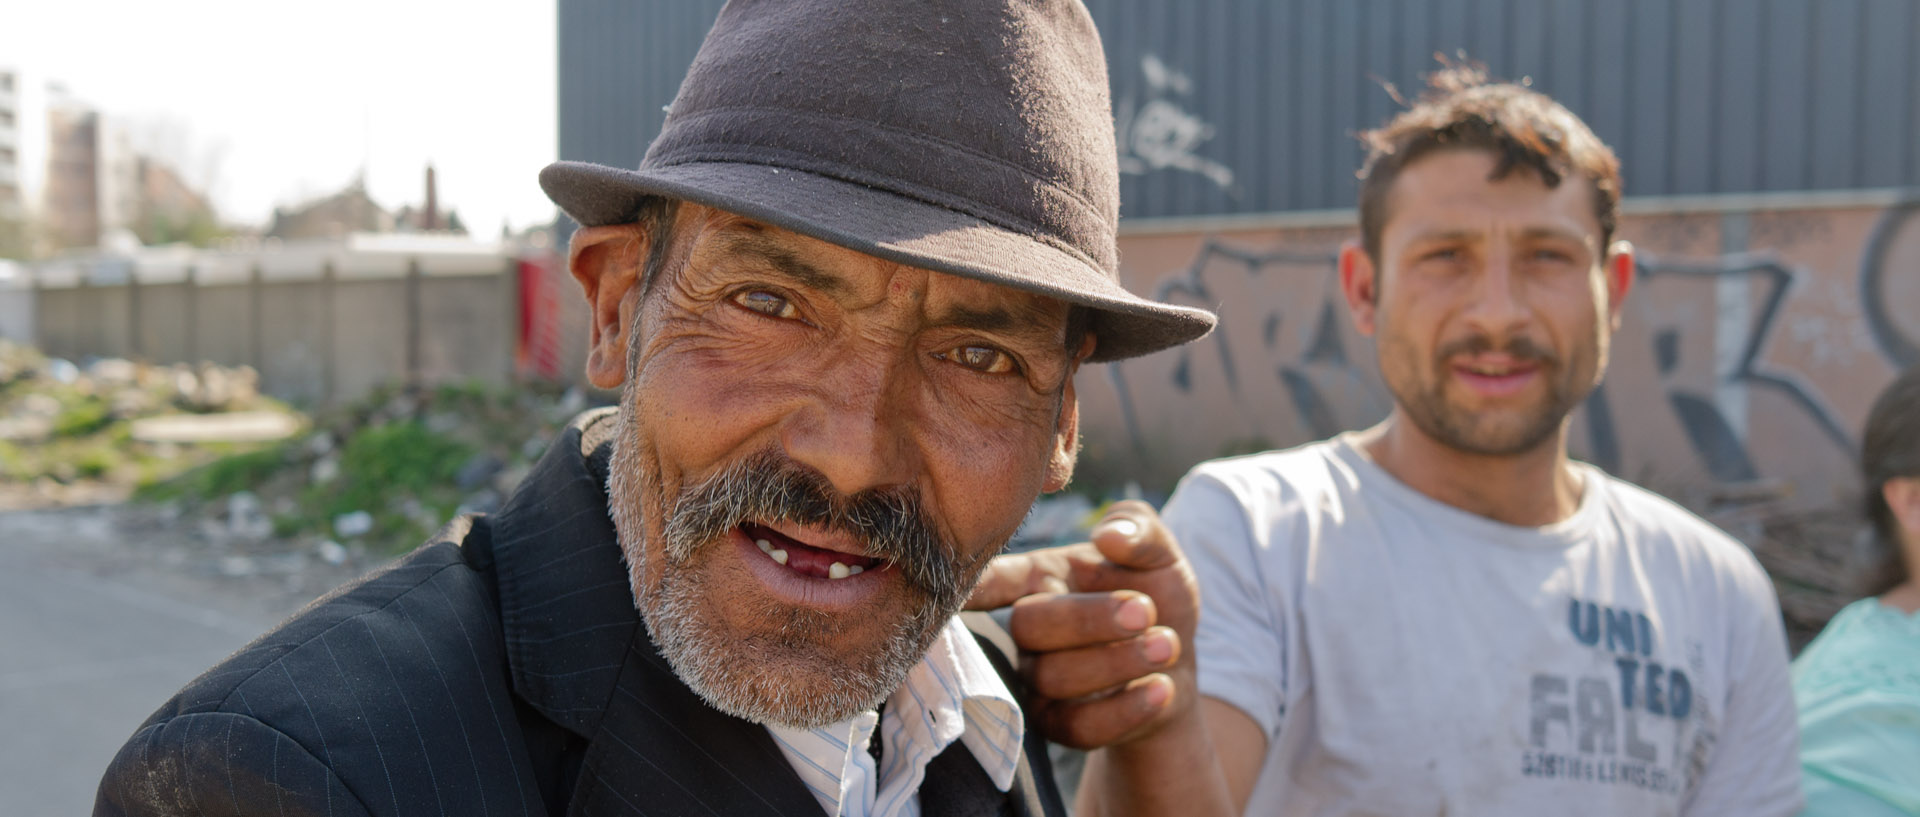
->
[1793,365,1920,816]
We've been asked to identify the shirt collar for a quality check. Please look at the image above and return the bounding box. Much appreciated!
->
[767,615,1026,816]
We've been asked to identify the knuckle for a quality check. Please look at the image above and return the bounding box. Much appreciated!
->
[1028,657,1072,697]
[1007,595,1067,640]
[1036,658,1104,699]
[1058,716,1106,751]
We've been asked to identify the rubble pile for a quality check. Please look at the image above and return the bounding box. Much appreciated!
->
[1,338,611,567]
[0,340,289,506]
[139,378,601,559]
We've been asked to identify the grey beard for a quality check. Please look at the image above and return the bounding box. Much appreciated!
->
[606,417,977,729]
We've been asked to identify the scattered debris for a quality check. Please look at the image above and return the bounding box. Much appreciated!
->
[309,454,341,485]
[130,411,302,444]
[0,341,299,507]
[172,364,261,413]
[457,489,502,516]
[333,510,374,538]
[455,453,504,492]
[316,539,350,566]
[226,491,272,540]
[220,555,257,577]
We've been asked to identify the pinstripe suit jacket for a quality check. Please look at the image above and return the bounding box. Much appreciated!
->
[95,409,1066,817]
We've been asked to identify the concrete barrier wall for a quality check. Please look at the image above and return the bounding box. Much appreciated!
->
[1084,195,1920,512]
[330,278,412,401]
[256,280,330,404]
[29,252,520,407]
[417,274,516,386]
[0,262,30,344]
[192,284,253,370]
[135,282,193,364]
[0,289,29,345]
[35,288,90,362]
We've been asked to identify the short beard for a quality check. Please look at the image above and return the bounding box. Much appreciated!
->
[606,414,981,729]
[1389,332,1583,457]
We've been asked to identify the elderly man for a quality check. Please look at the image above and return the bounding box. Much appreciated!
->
[93,1,1213,815]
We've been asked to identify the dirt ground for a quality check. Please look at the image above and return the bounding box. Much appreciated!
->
[0,501,375,815]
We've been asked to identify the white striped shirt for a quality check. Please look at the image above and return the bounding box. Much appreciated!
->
[767,616,1025,817]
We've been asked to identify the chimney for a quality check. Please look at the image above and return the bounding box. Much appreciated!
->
[423,164,438,231]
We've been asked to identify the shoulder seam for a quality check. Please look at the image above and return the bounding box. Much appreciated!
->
[208,554,474,715]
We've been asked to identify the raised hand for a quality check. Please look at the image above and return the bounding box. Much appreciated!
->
[966,500,1201,749]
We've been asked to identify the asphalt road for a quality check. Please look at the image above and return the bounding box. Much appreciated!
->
[0,506,357,816]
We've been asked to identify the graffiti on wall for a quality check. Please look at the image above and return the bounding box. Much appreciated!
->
[1115,55,1236,190]
[1106,240,1360,457]
[1586,255,1848,481]
[1098,200,1920,495]
[1864,200,1920,369]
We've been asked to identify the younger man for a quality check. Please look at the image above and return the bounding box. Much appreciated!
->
[1074,67,1803,817]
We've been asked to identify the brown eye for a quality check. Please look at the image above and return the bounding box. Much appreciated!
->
[734,290,797,319]
[940,344,1017,375]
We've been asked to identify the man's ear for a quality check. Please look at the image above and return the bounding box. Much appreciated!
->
[1042,334,1096,493]
[1886,477,1920,538]
[1338,240,1380,337]
[569,223,654,389]
[1604,239,1636,330]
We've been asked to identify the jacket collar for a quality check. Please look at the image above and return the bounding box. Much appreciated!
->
[490,407,638,739]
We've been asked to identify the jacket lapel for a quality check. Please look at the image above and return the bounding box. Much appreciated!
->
[914,723,1062,817]
[567,621,824,817]
[492,409,820,816]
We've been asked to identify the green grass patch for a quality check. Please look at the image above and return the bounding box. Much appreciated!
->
[135,444,290,502]
[101,378,572,554]
[0,440,30,482]
[72,444,120,479]
[51,395,113,437]
[320,422,472,519]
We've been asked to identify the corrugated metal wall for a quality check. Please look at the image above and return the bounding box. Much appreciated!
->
[558,0,1920,221]
[557,1,724,185]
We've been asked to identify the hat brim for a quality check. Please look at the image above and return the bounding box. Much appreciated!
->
[540,160,1214,363]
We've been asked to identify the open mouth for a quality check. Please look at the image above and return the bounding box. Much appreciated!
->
[742,523,885,580]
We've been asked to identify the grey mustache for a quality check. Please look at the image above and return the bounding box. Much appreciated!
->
[660,448,964,600]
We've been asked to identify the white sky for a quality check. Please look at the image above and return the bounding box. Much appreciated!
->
[1,0,558,239]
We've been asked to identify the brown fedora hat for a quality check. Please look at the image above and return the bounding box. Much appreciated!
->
[540,0,1214,362]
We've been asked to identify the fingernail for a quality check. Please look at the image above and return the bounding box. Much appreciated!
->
[1099,517,1140,539]
[1144,676,1172,708]
[1142,630,1174,664]
[1114,597,1151,631]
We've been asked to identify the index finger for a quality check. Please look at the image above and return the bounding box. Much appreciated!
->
[1088,501,1181,572]
[965,547,1075,610]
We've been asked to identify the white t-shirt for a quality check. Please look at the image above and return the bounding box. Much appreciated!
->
[1168,434,1802,817]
